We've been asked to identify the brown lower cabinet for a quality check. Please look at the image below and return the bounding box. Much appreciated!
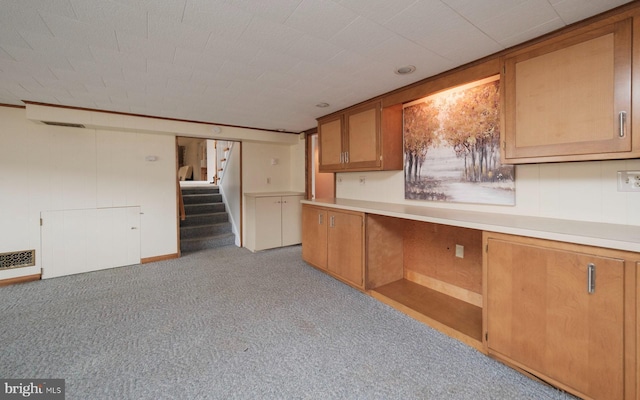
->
[301,205,364,288]
[302,205,638,399]
[484,232,637,400]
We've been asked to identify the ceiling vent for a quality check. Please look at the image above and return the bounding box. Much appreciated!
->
[41,121,86,128]
[0,250,36,270]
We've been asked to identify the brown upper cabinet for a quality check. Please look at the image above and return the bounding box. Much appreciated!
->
[502,18,635,163]
[318,100,403,172]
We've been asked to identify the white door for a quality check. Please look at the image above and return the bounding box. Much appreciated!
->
[281,195,303,246]
[254,197,282,251]
[41,207,141,278]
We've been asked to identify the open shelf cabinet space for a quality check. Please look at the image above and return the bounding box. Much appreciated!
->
[365,214,484,351]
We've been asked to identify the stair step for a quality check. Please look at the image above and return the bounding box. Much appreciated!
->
[180,233,235,253]
[179,184,234,252]
[184,202,226,214]
[180,222,232,239]
[182,193,222,205]
[181,186,219,195]
[180,212,229,227]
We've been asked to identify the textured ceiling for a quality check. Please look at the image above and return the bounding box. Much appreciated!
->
[0,0,633,133]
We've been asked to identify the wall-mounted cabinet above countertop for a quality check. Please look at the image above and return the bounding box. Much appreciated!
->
[314,5,640,168]
[502,17,639,164]
[317,100,403,173]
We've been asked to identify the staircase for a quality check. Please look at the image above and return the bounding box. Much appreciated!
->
[180,185,235,253]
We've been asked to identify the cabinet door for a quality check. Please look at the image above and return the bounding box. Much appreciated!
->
[281,195,302,246]
[503,19,631,162]
[254,197,283,251]
[327,211,364,288]
[319,115,344,172]
[486,238,625,400]
[301,206,327,270]
[344,102,381,170]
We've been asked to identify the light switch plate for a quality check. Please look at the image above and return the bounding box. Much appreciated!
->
[455,244,464,258]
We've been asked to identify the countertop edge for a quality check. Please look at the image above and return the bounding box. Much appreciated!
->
[301,198,640,253]
[245,191,305,198]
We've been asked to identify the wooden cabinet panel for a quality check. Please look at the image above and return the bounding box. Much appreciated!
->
[503,18,632,163]
[317,100,401,172]
[301,205,327,270]
[327,211,364,287]
[486,236,626,400]
[302,205,364,288]
[344,104,380,169]
[319,116,343,171]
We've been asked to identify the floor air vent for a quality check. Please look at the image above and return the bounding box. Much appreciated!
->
[0,250,36,270]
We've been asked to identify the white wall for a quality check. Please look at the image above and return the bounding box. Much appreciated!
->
[290,139,306,193]
[241,141,306,245]
[336,158,640,226]
[240,139,305,193]
[0,107,177,280]
[219,142,241,245]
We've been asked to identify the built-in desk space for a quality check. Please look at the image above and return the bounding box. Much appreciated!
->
[365,213,484,350]
[301,198,640,399]
[373,280,483,343]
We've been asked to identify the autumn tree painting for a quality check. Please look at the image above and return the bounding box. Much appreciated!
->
[403,76,515,205]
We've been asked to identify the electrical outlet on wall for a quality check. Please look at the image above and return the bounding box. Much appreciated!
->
[617,171,640,192]
[266,177,271,184]
[359,176,366,185]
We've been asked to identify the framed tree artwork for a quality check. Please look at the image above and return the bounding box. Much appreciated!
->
[403,75,515,205]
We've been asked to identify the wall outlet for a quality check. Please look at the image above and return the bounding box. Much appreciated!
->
[617,171,640,192]
[455,244,464,258]
[359,176,366,185]
[266,177,271,184]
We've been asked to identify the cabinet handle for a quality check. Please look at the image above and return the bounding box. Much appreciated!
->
[330,215,335,227]
[587,263,596,294]
[318,214,323,225]
[619,111,627,138]
[345,151,349,163]
[340,152,344,163]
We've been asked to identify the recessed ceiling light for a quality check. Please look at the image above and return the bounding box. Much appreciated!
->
[316,102,330,108]
[395,65,416,75]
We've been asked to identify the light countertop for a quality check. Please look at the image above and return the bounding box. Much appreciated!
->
[245,191,305,198]
[301,198,640,253]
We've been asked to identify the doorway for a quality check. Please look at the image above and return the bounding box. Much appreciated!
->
[177,137,215,183]
[176,137,243,250]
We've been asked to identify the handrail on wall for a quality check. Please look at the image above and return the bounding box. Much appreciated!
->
[218,142,233,185]
[177,177,186,221]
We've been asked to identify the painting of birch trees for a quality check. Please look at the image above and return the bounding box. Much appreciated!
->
[403,75,515,205]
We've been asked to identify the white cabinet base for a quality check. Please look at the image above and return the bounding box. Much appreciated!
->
[245,192,303,252]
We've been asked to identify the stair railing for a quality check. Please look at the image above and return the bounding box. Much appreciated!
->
[177,176,186,221]
[217,142,233,185]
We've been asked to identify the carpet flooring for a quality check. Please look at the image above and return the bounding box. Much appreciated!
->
[0,245,577,399]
